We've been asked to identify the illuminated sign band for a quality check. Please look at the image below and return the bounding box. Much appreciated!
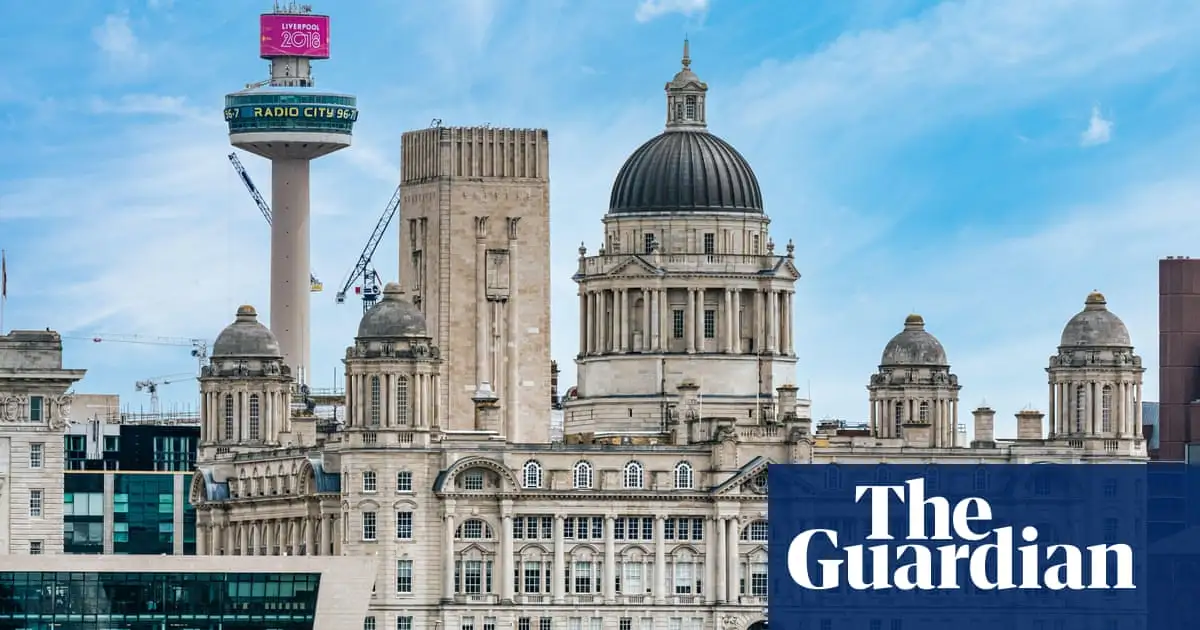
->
[224,105,358,122]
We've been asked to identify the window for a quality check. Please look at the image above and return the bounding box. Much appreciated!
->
[572,562,597,594]
[573,461,593,489]
[702,232,715,254]
[463,471,484,490]
[674,462,693,489]
[248,393,261,440]
[674,560,694,594]
[29,489,43,517]
[29,443,43,469]
[396,559,413,593]
[623,462,644,489]
[370,376,382,426]
[363,471,378,493]
[456,560,492,595]
[462,618,476,630]
[397,471,413,492]
[396,511,413,539]
[397,376,410,425]
[519,620,532,630]
[1103,518,1118,543]
[29,396,43,423]
[541,619,553,630]
[752,234,760,254]
[365,617,377,630]
[457,518,493,539]
[918,401,929,423]
[620,619,633,630]
[685,95,697,120]
[523,460,543,489]
[513,516,554,540]
[614,516,655,541]
[485,618,497,630]
[398,617,413,630]
[362,511,377,541]
[703,310,715,339]
[1074,385,1086,433]
[749,562,768,595]
[523,561,544,592]
[223,394,235,440]
[672,310,685,339]
[1101,385,1113,432]
[973,468,988,491]
[29,541,42,555]
[664,517,704,541]
[741,520,768,541]
[644,233,656,253]
[562,517,604,540]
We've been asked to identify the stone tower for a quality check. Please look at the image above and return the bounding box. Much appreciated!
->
[867,314,962,447]
[397,126,551,443]
[566,41,802,438]
[1046,291,1145,439]
[198,305,294,461]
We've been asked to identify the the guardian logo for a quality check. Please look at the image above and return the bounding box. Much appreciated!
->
[786,478,1135,591]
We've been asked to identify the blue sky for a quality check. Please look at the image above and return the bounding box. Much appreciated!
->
[2,0,1200,436]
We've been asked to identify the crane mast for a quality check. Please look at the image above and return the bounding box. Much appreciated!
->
[336,185,400,313]
[227,152,324,292]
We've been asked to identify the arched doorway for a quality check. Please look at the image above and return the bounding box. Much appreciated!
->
[747,621,767,630]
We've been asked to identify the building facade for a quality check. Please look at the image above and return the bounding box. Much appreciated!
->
[191,45,1147,630]
[1157,256,1200,460]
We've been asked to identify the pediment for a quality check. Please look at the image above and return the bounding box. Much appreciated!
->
[711,456,773,497]
[762,258,801,281]
[606,255,661,278]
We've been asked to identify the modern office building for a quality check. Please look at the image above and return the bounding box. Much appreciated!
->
[191,45,1147,630]
[0,554,377,630]
[1158,256,1200,460]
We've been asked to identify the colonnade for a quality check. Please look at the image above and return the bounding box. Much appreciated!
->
[579,287,793,356]
[868,395,959,446]
[345,372,439,428]
[1048,379,1142,437]
[195,513,340,557]
[201,387,288,444]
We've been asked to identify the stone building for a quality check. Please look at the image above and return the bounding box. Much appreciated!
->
[189,45,1146,630]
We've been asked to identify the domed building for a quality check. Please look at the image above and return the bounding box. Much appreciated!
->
[188,46,1147,630]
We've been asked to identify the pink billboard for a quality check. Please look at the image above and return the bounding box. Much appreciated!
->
[260,14,330,59]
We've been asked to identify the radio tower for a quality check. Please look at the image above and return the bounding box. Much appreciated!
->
[224,2,357,384]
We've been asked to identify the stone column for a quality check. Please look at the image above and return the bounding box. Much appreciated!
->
[476,233,489,386]
[1135,383,1143,427]
[501,513,514,603]
[579,293,587,354]
[649,289,660,351]
[552,515,566,603]
[442,513,456,602]
[305,517,316,555]
[695,288,706,351]
[658,289,669,349]
[733,290,742,353]
[654,515,667,604]
[715,517,727,603]
[1048,381,1056,436]
[766,290,778,354]
[642,289,652,351]
[722,289,733,353]
[685,290,696,353]
[726,517,740,603]
[604,516,617,603]
[196,522,208,555]
[619,289,628,352]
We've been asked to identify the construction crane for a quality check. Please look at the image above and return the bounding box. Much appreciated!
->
[336,185,400,313]
[64,334,209,375]
[135,373,196,415]
[227,152,324,292]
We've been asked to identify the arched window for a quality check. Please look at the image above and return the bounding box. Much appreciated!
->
[740,520,768,541]
[1101,385,1113,433]
[455,518,493,539]
[623,461,644,490]
[223,394,235,441]
[1074,385,1086,433]
[396,376,410,426]
[674,462,694,490]
[522,461,543,489]
[573,461,593,489]
[918,401,930,423]
[248,394,261,440]
[369,376,381,426]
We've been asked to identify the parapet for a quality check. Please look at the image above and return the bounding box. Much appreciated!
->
[0,330,65,371]
[401,126,550,183]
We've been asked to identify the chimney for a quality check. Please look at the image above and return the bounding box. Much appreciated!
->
[971,407,995,447]
[1016,410,1045,440]
[776,384,799,419]
[472,382,501,432]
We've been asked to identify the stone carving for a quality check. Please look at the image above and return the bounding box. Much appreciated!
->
[0,394,29,423]
[49,394,73,429]
[721,615,742,630]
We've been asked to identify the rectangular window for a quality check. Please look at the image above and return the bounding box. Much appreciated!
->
[523,561,543,593]
[29,396,44,423]
[750,562,768,595]
[674,561,694,594]
[29,489,43,517]
[363,471,377,493]
[365,617,377,630]
[396,511,413,539]
[29,443,43,468]
[620,619,633,630]
[703,309,715,339]
[397,471,413,492]
[703,233,715,254]
[396,559,413,593]
[519,619,532,630]
[462,617,475,630]
[464,472,484,490]
[398,617,413,630]
[752,234,760,254]
[624,563,643,594]
[29,541,42,555]
[540,619,553,630]
[569,619,581,630]
[672,310,685,339]
[484,618,497,630]
[644,233,656,253]
[640,619,653,630]
[591,619,602,630]
[362,511,377,541]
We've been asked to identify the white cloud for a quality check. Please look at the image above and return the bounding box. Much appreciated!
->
[1081,104,1114,147]
[92,14,150,77]
[634,0,710,23]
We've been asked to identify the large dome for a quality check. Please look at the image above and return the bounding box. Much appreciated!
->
[212,305,281,358]
[608,130,763,215]
[1059,291,1132,348]
[357,283,428,339]
[880,314,949,367]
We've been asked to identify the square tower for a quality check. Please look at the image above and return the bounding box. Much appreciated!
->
[399,126,551,443]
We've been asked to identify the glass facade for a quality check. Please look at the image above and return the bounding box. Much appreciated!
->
[0,571,321,630]
[224,92,358,134]
[63,475,105,554]
[115,474,174,555]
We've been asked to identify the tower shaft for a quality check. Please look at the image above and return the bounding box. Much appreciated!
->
[270,158,313,382]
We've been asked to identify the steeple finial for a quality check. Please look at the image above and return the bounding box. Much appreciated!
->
[682,37,691,69]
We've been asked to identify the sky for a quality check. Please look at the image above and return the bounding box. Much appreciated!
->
[2,0,1200,436]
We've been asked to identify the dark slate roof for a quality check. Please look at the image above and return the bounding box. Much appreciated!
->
[307,455,341,493]
[880,314,949,367]
[357,283,428,339]
[1059,292,1132,348]
[608,130,763,215]
[212,305,281,358]
[197,467,230,501]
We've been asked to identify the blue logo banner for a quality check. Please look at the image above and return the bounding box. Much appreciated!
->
[768,464,1158,630]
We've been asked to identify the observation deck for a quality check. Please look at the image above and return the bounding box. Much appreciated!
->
[224,88,357,160]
